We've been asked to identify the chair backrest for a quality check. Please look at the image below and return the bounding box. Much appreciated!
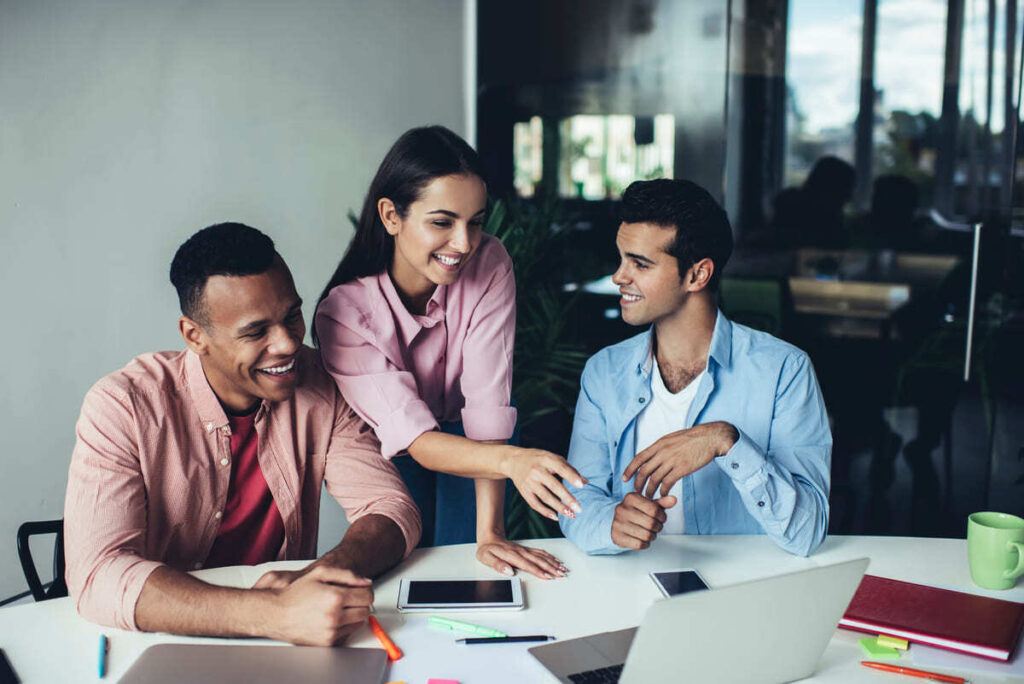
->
[720,277,785,336]
[17,519,67,601]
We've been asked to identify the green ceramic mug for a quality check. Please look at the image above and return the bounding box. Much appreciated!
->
[967,512,1024,590]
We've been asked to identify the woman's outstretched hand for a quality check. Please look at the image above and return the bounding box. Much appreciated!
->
[503,447,588,522]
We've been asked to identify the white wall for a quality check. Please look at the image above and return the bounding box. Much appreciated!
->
[0,0,467,599]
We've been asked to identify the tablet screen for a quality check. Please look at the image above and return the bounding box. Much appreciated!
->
[406,579,514,605]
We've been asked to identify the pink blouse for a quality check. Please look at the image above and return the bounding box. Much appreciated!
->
[316,234,518,458]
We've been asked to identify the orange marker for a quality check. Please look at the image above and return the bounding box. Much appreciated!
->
[368,615,403,661]
[860,661,965,683]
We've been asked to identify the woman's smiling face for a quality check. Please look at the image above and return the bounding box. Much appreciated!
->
[382,173,487,303]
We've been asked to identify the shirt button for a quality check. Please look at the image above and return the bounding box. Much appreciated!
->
[193,562,203,570]
[220,458,230,467]
[221,426,231,434]
[205,422,214,433]
[731,462,739,469]
[214,511,223,520]
[638,397,646,404]
[757,501,765,507]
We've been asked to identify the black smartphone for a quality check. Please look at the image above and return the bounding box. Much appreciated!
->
[650,569,711,597]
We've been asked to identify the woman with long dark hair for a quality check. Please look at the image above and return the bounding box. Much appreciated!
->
[314,126,585,578]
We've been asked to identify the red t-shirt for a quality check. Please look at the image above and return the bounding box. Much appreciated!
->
[205,410,285,567]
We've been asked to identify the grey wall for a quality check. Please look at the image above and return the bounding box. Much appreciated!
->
[0,0,467,600]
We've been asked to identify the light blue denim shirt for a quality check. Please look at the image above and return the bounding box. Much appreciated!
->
[559,311,831,557]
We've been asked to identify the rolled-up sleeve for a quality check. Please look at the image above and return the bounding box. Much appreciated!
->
[323,399,422,557]
[559,360,624,555]
[316,301,439,459]
[459,252,517,441]
[713,352,831,556]
[64,384,163,631]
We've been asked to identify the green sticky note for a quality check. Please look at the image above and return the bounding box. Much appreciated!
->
[859,637,901,658]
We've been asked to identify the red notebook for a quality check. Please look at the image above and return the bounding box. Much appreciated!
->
[839,574,1024,661]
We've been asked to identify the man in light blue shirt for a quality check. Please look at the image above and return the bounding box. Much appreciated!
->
[560,179,830,557]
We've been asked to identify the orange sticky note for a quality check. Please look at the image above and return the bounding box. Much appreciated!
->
[368,615,403,661]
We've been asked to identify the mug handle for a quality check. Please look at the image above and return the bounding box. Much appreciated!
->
[1004,542,1024,580]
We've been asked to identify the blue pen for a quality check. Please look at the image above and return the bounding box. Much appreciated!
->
[98,634,108,678]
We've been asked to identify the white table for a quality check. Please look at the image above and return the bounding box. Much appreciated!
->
[1,535,1022,683]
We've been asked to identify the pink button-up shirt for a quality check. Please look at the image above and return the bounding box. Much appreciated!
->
[315,233,517,458]
[64,345,421,631]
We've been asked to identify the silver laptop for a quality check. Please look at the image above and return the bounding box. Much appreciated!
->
[118,644,388,684]
[529,557,869,684]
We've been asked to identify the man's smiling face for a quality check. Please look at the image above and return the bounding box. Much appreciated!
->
[611,221,689,327]
[192,258,306,412]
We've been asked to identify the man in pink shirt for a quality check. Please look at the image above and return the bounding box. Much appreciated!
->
[64,222,421,645]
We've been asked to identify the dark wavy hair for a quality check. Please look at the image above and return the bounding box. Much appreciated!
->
[620,179,733,292]
[313,125,486,344]
[169,222,277,324]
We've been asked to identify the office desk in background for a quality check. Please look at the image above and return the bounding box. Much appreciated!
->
[0,535,1021,683]
[726,248,960,287]
[724,248,961,340]
[788,249,960,339]
[577,249,959,340]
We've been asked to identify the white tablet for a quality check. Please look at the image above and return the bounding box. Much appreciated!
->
[397,577,525,612]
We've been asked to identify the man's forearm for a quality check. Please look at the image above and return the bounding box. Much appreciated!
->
[134,566,274,637]
[314,514,407,579]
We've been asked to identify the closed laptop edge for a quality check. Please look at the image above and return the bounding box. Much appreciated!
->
[117,643,389,684]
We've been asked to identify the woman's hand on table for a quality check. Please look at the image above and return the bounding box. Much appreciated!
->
[476,537,569,580]
[502,447,588,522]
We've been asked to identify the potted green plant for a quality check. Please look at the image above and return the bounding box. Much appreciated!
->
[485,197,589,539]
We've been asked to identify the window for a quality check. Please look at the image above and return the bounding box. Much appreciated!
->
[953,0,1024,213]
[512,115,674,200]
[513,117,544,198]
[872,0,947,201]
[784,0,863,187]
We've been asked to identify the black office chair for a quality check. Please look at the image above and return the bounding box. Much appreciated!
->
[17,519,67,601]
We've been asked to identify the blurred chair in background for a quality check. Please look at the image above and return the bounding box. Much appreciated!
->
[16,519,67,602]
[719,277,786,337]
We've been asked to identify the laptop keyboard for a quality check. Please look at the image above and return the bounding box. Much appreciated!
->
[567,664,624,683]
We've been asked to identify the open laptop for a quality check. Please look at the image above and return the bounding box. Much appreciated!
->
[118,644,388,684]
[529,557,869,684]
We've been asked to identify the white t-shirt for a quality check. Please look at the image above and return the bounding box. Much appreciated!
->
[634,358,701,534]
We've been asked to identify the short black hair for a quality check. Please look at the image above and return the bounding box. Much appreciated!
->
[620,179,733,292]
[169,222,277,323]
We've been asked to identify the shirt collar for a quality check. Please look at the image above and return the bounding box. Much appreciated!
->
[185,349,230,431]
[376,270,446,342]
[633,309,733,377]
[708,309,733,370]
[633,328,656,378]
